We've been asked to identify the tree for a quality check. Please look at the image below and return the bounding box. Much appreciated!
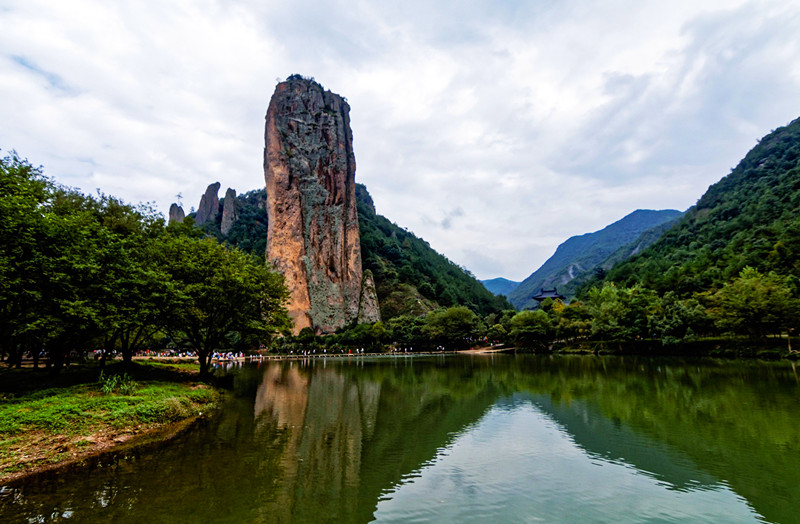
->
[159,235,291,374]
[509,310,553,351]
[0,152,51,367]
[710,267,798,338]
[586,283,658,342]
[424,306,479,349]
[648,292,711,346]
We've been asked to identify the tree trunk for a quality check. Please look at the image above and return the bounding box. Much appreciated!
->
[49,348,64,375]
[198,351,210,377]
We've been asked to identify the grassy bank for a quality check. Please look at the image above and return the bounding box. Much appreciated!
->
[0,362,219,484]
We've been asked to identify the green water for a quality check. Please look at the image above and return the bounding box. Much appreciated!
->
[2,355,799,523]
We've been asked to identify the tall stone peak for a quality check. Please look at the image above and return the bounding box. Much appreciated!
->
[196,182,221,225]
[168,203,185,224]
[264,76,380,333]
[220,187,239,235]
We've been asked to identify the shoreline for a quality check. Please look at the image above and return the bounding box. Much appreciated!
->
[0,414,206,487]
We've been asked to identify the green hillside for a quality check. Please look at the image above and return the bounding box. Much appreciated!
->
[602,116,800,295]
[507,209,682,309]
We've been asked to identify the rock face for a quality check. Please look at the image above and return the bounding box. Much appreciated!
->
[168,203,185,224]
[264,76,380,333]
[357,270,380,324]
[196,182,221,225]
[220,188,239,235]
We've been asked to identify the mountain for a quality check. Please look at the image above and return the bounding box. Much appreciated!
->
[601,116,800,295]
[481,278,520,296]
[507,209,683,309]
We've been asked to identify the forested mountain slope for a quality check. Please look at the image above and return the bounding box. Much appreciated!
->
[508,209,682,309]
[601,117,800,295]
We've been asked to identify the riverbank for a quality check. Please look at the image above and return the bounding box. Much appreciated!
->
[0,362,220,485]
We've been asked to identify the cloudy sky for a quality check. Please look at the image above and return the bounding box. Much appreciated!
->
[3,0,800,281]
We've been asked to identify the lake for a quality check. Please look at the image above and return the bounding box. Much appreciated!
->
[2,354,799,523]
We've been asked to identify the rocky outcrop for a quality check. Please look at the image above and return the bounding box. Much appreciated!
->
[357,270,380,324]
[220,188,239,235]
[196,182,221,225]
[168,203,185,224]
[264,75,380,333]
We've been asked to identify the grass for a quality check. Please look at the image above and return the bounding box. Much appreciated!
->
[137,358,201,373]
[0,364,220,482]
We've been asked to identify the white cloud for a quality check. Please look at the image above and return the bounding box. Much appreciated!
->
[2,0,800,282]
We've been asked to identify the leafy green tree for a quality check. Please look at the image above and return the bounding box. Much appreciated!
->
[159,236,291,374]
[486,323,507,343]
[0,152,51,367]
[509,310,553,351]
[554,301,592,342]
[586,283,658,342]
[386,315,427,347]
[424,306,479,349]
[710,267,798,338]
[648,292,711,346]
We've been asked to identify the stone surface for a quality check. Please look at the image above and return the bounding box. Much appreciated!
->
[220,188,239,235]
[264,76,380,333]
[168,203,185,224]
[357,270,381,324]
[195,182,220,225]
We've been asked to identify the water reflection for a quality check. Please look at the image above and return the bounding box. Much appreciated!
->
[2,356,799,523]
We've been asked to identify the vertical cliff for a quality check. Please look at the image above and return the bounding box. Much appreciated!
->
[168,203,185,224]
[264,75,379,333]
[196,182,221,225]
[220,188,239,235]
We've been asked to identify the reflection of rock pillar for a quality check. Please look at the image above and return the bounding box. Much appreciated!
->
[254,363,309,428]
[253,364,381,523]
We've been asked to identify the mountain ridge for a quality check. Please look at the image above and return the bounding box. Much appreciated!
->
[507,208,683,309]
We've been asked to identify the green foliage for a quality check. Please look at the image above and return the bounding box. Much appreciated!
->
[97,371,138,395]
[158,235,291,374]
[586,283,659,342]
[709,267,798,337]
[424,306,480,349]
[509,310,554,350]
[648,292,710,346]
